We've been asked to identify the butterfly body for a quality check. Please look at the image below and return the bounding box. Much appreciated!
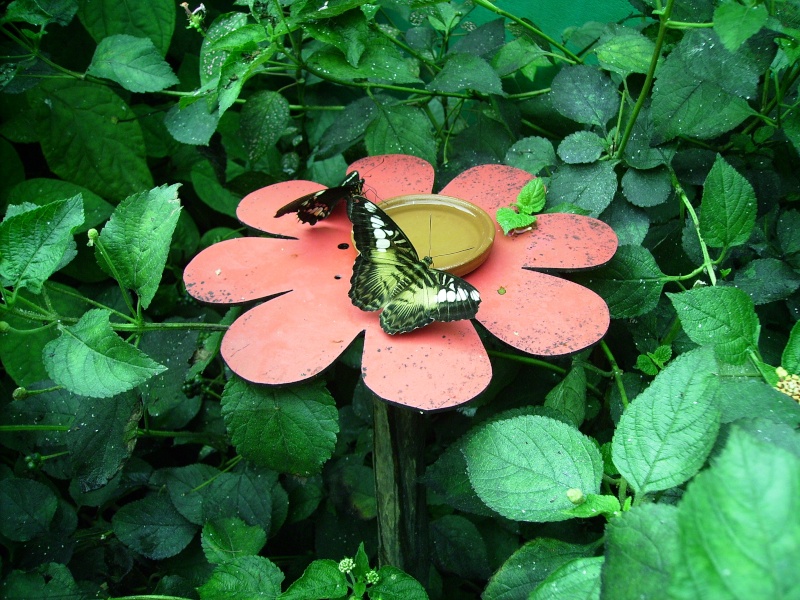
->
[275,171,364,224]
[348,195,481,334]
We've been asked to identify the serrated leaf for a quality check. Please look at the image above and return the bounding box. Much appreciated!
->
[669,427,800,599]
[364,105,436,165]
[201,517,266,565]
[113,494,196,559]
[547,162,617,216]
[424,441,493,516]
[595,30,657,75]
[572,245,664,319]
[0,478,58,542]
[0,195,83,293]
[561,493,620,519]
[557,131,605,164]
[505,136,557,175]
[464,415,603,522]
[240,91,290,162]
[87,34,179,92]
[77,0,175,56]
[427,53,503,95]
[492,36,550,76]
[484,538,596,599]
[66,392,141,492]
[621,166,671,207]
[599,199,649,247]
[713,378,800,427]
[699,155,756,248]
[7,178,113,232]
[221,378,338,476]
[612,348,721,495]
[601,504,679,600]
[370,566,429,599]
[198,555,284,599]
[431,515,491,579]
[318,96,378,158]
[307,42,421,84]
[733,258,800,304]
[668,286,759,364]
[0,563,85,600]
[305,11,371,67]
[713,3,769,52]
[496,207,536,235]
[652,43,754,142]
[165,98,221,146]
[97,184,181,308]
[32,79,153,201]
[43,309,167,398]
[199,12,250,87]
[544,365,587,427]
[550,65,620,127]
[516,178,546,214]
[784,321,800,375]
[5,0,77,27]
[530,556,603,600]
[280,559,347,600]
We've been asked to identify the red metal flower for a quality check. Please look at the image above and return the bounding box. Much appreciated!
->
[183,154,617,410]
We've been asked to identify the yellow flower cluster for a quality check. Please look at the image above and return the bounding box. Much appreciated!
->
[775,367,800,403]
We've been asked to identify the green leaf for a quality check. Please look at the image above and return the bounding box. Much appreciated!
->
[201,517,266,565]
[699,155,756,248]
[87,34,179,92]
[601,504,679,600]
[364,105,436,165]
[305,11,371,67]
[651,39,754,142]
[165,97,221,146]
[784,321,800,374]
[66,392,141,492]
[4,0,77,27]
[668,286,759,364]
[572,245,664,319]
[0,478,58,542]
[0,563,85,600]
[621,166,671,207]
[505,136,557,175]
[370,565,429,599]
[516,178,547,214]
[561,493,620,519]
[557,131,605,164]
[307,42,421,84]
[491,36,549,76]
[77,0,175,56]
[280,559,346,600]
[190,161,240,217]
[198,555,284,599]
[200,12,250,87]
[484,538,596,599]
[530,556,603,600]
[612,348,721,495]
[547,162,617,216]
[594,30,657,76]
[112,494,196,560]
[7,178,113,232]
[713,378,800,427]
[550,65,620,127]
[427,53,503,95]
[713,3,768,52]
[0,195,83,293]
[544,364,587,427]
[240,91,291,162]
[424,441,493,516]
[43,309,167,398]
[733,258,800,304]
[221,378,338,476]
[431,514,491,579]
[97,184,181,309]
[599,199,648,247]
[777,209,800,261]
[496,207,536,235]
[32,79,153,201]
[669,427,800,599]
[464,415,603,522]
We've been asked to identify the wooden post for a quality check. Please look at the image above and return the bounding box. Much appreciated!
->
[372,396,430,585]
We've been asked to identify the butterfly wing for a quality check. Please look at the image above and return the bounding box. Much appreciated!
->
[380,266,481,334]
[348,195,482,334]
[275,171,363,224]
[348,195,420,310]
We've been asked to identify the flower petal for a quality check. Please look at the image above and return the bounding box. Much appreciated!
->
[221,286,369,384]
[184,227,354,304]
[440,163,532,212]
[360,321,491,410]
[470,265,610,355]
[350,154,435,200]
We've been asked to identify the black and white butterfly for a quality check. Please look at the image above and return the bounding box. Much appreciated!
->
[347,195,481,335]
[274,171,364,225]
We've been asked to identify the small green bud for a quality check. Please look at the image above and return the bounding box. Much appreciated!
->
[12,387,28,400]
[87,228,99,246]
[566,488,585,505]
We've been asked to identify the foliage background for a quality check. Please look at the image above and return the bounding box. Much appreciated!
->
[1,0,800,599]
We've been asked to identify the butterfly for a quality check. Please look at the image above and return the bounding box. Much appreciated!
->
[347,195,481,334]
[274,171,364,225]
